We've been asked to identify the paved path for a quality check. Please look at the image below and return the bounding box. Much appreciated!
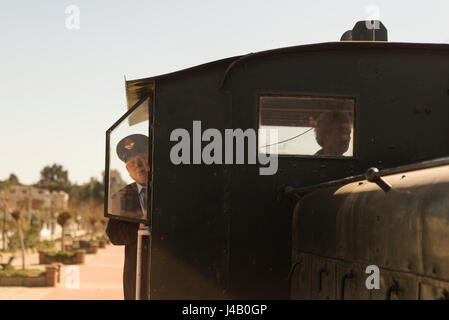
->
[0,244,125,300]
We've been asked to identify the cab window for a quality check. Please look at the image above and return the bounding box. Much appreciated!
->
[258,95,355,157]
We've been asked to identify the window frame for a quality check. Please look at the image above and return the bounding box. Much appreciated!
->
[256,92,359,160]
[104,95,152,225]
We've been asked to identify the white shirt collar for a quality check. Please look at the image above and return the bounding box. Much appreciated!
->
[136,183,145,194]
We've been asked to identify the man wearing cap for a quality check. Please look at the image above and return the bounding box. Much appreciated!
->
[106,134,150,300]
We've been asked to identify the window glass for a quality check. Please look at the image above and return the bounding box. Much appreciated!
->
[258,96,355,157]
[107,98,150,223]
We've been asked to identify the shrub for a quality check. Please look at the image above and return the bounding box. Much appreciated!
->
[38,240,55,251]
[0,265,45,277]
[45,251,76,259]
[8,225,41,250]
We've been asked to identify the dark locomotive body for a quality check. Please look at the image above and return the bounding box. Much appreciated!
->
[107,21,449,299]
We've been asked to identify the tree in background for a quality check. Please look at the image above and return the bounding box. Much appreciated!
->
[35,163,71,192]
[0,192,11,251]
[0,172,21,190]
[10,211,25,270]
[7,174,20,185]
[57,211,71,252]
[0,177,40,252]
[105,169,126,195]
[88,216,97,240]
[1,166,119,247]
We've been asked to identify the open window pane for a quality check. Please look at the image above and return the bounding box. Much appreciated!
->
[107,98,150,222]
[259,96,355,157]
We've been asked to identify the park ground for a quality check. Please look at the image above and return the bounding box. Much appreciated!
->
[0,244,124,300]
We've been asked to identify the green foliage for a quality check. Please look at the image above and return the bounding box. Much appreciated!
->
[8,224,41,250]
[38,240,55,251]
[45,251,76,258]
[35,163,71,192]
[0,265,45,277]
[70,178,104,207]
[0,173,21,190]
[57,211,71,227]
[10,211,20,221]
[39,164,68,185]
[105,169,126,195]
[7,174,20,185]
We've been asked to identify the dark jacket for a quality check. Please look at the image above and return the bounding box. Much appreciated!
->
[106,183,149,300]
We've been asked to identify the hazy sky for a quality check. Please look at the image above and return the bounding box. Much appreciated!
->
[1,0,449,185]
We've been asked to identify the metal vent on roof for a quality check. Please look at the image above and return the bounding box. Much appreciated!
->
[340,20,388,41]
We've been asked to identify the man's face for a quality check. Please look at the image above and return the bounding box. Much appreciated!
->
[322,121,352,156]
[125,153,149,184]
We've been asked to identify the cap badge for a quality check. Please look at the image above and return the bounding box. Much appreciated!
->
[124,138,135,150]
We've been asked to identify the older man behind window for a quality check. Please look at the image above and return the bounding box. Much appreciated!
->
[314,110,352,156]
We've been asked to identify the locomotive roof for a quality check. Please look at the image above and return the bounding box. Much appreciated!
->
[125,41,449,109]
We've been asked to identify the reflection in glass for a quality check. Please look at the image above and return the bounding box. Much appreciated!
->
[259,96,355,157]
[107,98,150,222]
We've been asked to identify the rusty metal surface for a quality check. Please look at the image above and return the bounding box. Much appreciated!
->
[292,163,449,299]
[286,156,449,197]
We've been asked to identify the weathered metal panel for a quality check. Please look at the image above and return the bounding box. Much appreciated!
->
[150,65,232,299]
[290,253,311,300]
[335,262,370,300]
[293,164,449,299]
[371,269,417,300]
[418,277,449,300]
[310,256,336,300]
